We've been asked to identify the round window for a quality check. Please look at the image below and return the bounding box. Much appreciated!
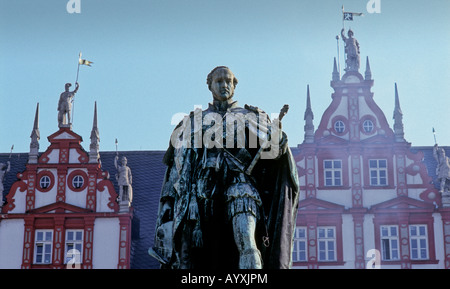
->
[363,120,374,133]
[37,171,54,192]
[334,120,345,133]
[40,176,51,189]
[72,175,84,189]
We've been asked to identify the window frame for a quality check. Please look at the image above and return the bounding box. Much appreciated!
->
[34,229,54,265]
[67,170,89,192]
[369,159,388,186]
[323,160,343,187]
[373,214,437,266]
[363,155,394,189]
[409,224,429,260]
[317,226,337,262]
[64,229,84,265]
[331,116,348,136]
[359,115,377,136]
[380,225,400,261]
[36,170,55,193]
[292,227,308,262]
[317,154,349,190]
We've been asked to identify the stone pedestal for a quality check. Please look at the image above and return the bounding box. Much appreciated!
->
[442,192,450,208]
[119,200,131,213]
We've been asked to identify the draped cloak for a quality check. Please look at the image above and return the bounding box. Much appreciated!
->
[149,102,299,269]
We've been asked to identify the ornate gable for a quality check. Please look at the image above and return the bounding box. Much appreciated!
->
[3,122,118,214]
[298,197,345,214]
[28,201,92,214]
[370,196,435,214]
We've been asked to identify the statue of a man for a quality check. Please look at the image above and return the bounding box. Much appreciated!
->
[58,82,79,127]
[0,161,10,195]
[115,156,133,202]
[433,144,450,193]
[150,66,299,269]
[341,28,360,72]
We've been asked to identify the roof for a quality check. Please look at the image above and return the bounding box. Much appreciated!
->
[0,145,446,269]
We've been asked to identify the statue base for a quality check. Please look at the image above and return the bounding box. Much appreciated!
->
[59,123,72,130]
[442,192,450,208]
[119,200,131,213]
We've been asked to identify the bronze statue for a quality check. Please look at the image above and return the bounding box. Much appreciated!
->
[341,28,360,72]
[57,82,79,127]
[150,66,299,269]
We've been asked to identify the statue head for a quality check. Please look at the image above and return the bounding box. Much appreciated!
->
[65,83,72,91]
[348,29,354,37]
[121,156,127,166]
[207,66,238,102]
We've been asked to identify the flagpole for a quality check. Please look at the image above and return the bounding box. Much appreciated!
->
[9,145,14,159]
[433,127,437,145]
[72,52,81,125]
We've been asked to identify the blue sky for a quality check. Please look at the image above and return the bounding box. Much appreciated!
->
[0,0,449,153]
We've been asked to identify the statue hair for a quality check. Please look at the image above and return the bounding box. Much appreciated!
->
[206,66,238,90]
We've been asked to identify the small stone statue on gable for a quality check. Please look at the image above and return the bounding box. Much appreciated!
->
[115,155,133,204]
[341,28,360,72]
[0,161,10,205]
[58,82,79,127]
[433,144,450,197]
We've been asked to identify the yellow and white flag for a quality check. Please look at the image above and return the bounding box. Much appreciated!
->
[78,52,93,66]
[79,58,93,66]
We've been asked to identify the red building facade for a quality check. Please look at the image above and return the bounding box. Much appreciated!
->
[293,53,443,269]
[0,103,132,269]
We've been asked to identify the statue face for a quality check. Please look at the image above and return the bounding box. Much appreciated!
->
[209,68,235,101]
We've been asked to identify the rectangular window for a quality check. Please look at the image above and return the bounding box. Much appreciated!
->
[34,230,53,264]
[380,225,399,261]
[317,227,336,261]
[410,225,428,260]
[324,160,342,186]
[369,159,388,186]
[65,230,84,264]
[292,227,307,262]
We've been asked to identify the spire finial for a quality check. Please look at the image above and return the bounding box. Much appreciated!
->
[332,57,340,81]
[304,85,315,144]
[29,103,40,164]
[365,56,372,80]
[393,83,405,142]
[89,101,100,163]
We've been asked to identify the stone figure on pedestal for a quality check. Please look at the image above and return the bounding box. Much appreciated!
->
[0,161,10,192]
[150,66,299,269]
[0,161,10,205]
[433,144,450,205]
[58,82,79,127]
[341,28,360,72]
[115,155,133,203]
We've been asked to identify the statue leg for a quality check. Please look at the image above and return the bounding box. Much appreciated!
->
[58,112,63,127]
[231,212,262,269]
[440,178,446,193]
[179,223,192,269]
[122,186,129,201]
